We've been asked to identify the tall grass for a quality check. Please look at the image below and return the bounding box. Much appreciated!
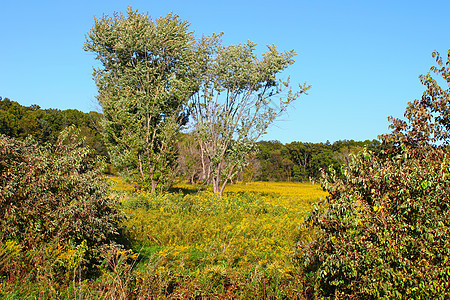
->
[116,179,327,298]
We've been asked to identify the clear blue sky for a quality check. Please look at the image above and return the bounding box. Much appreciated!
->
[1,0,449,143]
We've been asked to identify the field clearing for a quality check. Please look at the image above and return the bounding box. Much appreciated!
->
[108,177,328,298]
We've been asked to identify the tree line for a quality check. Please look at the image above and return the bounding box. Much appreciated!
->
[178,134,381,184]
[0,96,380,184]
[0,97,106,156]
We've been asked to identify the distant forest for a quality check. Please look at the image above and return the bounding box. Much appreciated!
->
[0,97,380,182]
[0,97,106,156]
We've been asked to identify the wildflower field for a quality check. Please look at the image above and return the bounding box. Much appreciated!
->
[109,177,328,299]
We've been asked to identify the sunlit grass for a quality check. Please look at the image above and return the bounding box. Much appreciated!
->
[108,177,327,298]
[106,175,135,193]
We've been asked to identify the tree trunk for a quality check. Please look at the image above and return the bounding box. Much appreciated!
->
[149,169,156,193]
[218,182,226,198]
[212,177,220,195]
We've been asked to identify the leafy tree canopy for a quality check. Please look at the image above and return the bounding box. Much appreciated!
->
[84,8,199,192]
[190,34,311,196]
[0,97,106,156]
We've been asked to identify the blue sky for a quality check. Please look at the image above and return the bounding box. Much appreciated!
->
[1,0,449,143]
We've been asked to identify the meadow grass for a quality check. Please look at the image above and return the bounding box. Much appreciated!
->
[0,178,326,299]
[110,177,327,298]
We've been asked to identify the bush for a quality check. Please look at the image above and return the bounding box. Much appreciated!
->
[0,126,123,285]
[299,50,450,299]
[299,146,450,299]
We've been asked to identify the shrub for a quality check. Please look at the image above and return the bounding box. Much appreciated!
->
[299,50,450,299]
[299,146,450,299]
[0,126,123,284]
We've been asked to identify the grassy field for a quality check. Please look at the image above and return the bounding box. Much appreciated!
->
[108,177,327,299]
[1,178,326,299]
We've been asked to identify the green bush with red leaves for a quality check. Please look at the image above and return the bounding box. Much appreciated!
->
[299,50,450,299]
[0,126,122,287]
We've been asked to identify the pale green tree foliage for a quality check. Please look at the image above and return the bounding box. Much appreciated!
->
[84,8,198,192]
[190,35,310,196]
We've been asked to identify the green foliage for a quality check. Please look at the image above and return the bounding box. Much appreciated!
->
[300,147,450,299]
[0,96,381,184]
[299,50,450,299]
[0,97,106,157]
[0,127,123,287]
[177,132,204,184]
[84,8,198,193]
[190,35,310,196]
[257,139,380,182]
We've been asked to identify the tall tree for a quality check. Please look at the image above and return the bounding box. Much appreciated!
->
[84,8,198,192]
[190,35,310,196]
